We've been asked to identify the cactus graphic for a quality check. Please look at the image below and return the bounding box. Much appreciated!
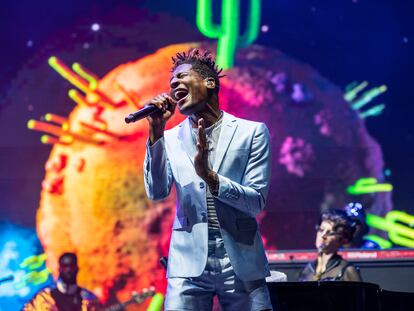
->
[196,0,261,69]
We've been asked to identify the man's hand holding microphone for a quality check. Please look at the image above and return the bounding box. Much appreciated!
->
[124,93,176,145]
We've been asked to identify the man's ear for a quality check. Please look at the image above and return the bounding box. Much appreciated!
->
[205,77,216,90]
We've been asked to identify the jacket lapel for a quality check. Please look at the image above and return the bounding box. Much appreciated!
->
[177,118,196,164]
[213,112,238,172]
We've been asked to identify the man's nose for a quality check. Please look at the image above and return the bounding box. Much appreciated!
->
[170,78,179,89]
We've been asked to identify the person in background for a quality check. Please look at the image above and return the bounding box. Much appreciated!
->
[298,209,362,282]
[24,252,98,311]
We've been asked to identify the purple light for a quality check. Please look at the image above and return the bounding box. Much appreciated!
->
[261,25,269,33]
[91,23,100,32]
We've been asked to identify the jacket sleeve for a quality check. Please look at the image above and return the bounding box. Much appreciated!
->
[297,263,314,281]
[143,137,174,201]
[343,265,362,282]
[215,123,272,217]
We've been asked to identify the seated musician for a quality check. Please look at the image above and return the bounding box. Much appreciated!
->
[298,209,362,282]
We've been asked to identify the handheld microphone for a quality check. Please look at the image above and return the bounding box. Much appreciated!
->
[0,275,14,284]
[124,105,161,124]
[159,256,168,270]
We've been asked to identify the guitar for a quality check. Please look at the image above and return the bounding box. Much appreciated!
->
[104,287,156,311]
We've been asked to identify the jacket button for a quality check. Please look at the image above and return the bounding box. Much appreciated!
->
[200,182,205,189]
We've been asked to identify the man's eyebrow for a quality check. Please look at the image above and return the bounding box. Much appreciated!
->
[169,71,189,82]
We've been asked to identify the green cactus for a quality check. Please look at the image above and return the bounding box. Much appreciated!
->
[196,0,261,69]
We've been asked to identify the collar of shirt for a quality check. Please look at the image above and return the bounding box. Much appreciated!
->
[311,253,343,274]
[57,278,78,295]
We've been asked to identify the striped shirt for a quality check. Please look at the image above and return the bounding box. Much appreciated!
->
[191,115,223,230]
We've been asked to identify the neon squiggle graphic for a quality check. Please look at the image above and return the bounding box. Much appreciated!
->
[0,224,53,309]
[363,234,392,249]
[147,293,164,311]
[28,57,128,147]
[14,253,51,289]
[344,81,387,119]
[347,177,393,195]
[72,62,99,90]
[367,211,414,248]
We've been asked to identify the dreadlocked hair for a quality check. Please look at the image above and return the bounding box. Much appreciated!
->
[171,49,225,93]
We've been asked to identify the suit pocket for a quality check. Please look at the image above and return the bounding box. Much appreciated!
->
[236,217,258,232]
[227,148,249,153]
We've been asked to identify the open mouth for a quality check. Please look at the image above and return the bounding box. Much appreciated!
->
[173,88,189,104]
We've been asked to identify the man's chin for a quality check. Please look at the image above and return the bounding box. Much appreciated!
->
[178,102,196,115]
[61,276,77,284]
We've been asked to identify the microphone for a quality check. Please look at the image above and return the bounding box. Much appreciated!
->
[159,256,168,270]
[0,275,14,284]
[124,105,161,124]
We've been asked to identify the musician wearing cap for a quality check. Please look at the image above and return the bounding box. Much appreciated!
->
[298,209,362,282]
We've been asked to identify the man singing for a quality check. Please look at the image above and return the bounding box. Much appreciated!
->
[144,49,273,311]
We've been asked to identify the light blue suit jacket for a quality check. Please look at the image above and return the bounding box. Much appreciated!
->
[144,112,271,281]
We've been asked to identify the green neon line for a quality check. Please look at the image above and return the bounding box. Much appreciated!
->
[348,183,393,194]
[359,104,386,119]
[196,0,261,69]
[389,234,414,248]
[147,293,165,311]
[386,211,414,226]
[48,57,70,80]
[48,56,89,93]
[351,85,387,110]
[367,211,414,248]
[72,63,98,90]
[217,0,239,69]
[238,0,260,47]
[344,81,368,102]
[20,253,47,269]
[196,0,221,38]
[347,177,393,195]
[386,211,414,247]
[366,213,389,231]
[345,81,359,93]
[363,235,392,249]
